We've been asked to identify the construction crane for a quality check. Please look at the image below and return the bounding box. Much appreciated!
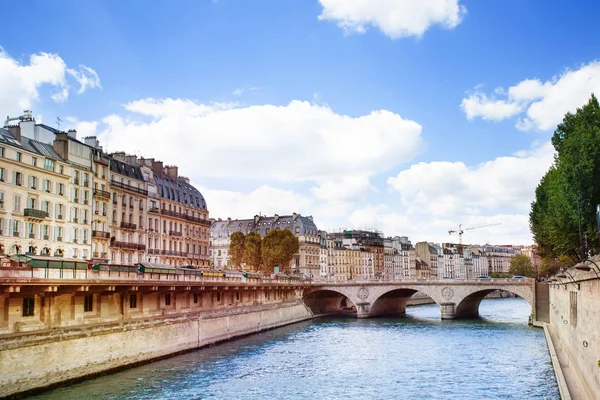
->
[448,223,502,245]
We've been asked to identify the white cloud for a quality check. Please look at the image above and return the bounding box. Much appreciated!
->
[386,142,554,217]
[348,205,533,245]
[93,98,424,184]
[67,65,101,94]
[232,86,259,96]
[311,175,373,202]
[198,185,313,220]
[0,48,100,115]
[318,0,466,38]
[461,61,600,131]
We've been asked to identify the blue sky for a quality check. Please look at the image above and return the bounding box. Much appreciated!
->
[2,0,599,245]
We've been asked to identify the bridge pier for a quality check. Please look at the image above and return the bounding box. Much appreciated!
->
[440,302,456,320]
[356,302,371,318]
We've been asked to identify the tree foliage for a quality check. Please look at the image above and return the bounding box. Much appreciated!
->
[244,232,263,272]
[228,231,245,269]
[261,229,299,274]
[530,94,600,263]
[509,254,535,278]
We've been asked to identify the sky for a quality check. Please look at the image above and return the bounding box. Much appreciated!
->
[2,0,600,246]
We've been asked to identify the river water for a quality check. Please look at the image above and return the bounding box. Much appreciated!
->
[33,298,559,399]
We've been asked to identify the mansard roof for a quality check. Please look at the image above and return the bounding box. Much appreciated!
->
[210,214,318,238]
[155,175,207,210]
[0,128,64,161]
[109,157,144,181]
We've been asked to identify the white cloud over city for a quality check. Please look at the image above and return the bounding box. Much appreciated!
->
[318,0,466,38]
[0,48,100,114]
[461,61,600,131]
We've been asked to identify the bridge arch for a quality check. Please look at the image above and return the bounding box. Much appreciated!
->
[369,287,444,318]
[453,284,534,319]
[303,288,357,316]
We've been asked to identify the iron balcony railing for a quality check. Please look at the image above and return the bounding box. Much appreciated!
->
[92,230,110,239]
[110,179,148,196]
[93,188,111,199]
[120,222,137,230]
[24,208,49,219]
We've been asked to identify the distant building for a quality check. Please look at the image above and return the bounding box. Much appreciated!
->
[210,213,320,277]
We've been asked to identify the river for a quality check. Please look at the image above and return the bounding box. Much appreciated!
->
[32,298,559,399]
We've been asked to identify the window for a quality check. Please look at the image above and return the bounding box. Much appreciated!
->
[59,165,64,174]
[0,167,4,182]
[23,297,35,316]
[32,157,37,167]
[14,172,22,186]
[16,152,21,162]
[216,292,221,302]
[58,183,64,196]
[56,226,63,241]
[0,147,4,157]
[43,179,51,193]
[165,293,171,306]
[44,159,55,172]
[29,175,37,189]
[130,294,137,308]
[193,293,199,304]
[13,195,21,212]
[84,295,93,312]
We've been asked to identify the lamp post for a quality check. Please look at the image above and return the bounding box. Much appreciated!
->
[575,258,600,279]
[556,270,580,290]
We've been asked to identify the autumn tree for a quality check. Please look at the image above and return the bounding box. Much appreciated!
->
[228,231,245,269]
[530,94,600,263]
[509,254,535,278]
[261,229,299,274]
[244,232,263,272]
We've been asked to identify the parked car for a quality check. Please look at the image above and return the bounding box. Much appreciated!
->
[512,275,525,279]
[476,275,490,279]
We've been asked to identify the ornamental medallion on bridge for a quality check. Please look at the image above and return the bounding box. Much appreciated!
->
[441,287,454,300]
[357,286,370,300]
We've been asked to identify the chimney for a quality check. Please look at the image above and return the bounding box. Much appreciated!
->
[125,155,138,165]
[67,129,77,139]
[151,160,164,176]
[273,214,279,223]
[20,110,35,139]
[227,217,232,225]
[6,125,21,142]
[53,132,69,159]
[84,136,102,150]
[307,215,313,222]
[293,212,298,220]
[254,215,260,224]
[165,165,178,181]
[180,176,190,184]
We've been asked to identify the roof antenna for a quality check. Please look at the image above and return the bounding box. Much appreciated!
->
[56,117,62,132]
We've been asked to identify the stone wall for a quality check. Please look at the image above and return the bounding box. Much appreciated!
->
[548,269,600,399]
[0,300,313,398]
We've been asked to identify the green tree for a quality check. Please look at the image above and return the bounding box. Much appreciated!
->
[509,254,535,278]
[261,229,299,274]
[228,231,245,269]
[530,94,600,262]
[244,232,263,272]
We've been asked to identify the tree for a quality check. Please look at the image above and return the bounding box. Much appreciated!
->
[244,232,262,272]
[228,232,245,269]
[261,229,299,274]
[530,94,600,262]
[509,254,535,278]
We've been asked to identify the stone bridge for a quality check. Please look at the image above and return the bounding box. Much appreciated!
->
[303,278,538,321]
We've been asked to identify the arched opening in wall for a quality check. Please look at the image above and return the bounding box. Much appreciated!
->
[303,290,356,317]
[455,289,532,322]
[370,289,438,318]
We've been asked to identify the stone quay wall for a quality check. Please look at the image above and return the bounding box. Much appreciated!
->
[547,267,600,399]
[0,279,313,398]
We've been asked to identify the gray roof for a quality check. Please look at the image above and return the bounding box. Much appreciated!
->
[0,128,64,161]
[155,175,207,210]
[211,214,317,238]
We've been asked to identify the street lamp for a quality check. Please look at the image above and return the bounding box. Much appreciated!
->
[574,259,600,279]
[391,260,395,281]
[556,270,580,290]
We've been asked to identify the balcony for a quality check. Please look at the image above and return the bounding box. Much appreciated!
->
[24,208,49,219]
[57,214,64,220]
[112,241,146,251]
[83,219,88,224]
[93,189,111,199]
[83,199,89,205]
[110,179,148,196]
[57,236,62,242]
[148,248,160,255]
[92,230,110,239]
[43,235,49,240]
[120,222,137,230]
[29,233,35,239]
[93,252,109,259]
[73,197,79,204]
[13,231,19,237]
[73,218,78,223]
[149,206,160,213]
[74,178,80,185]
[73,239,78,244]
[83,180,89,187]
[169,230,182,237]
